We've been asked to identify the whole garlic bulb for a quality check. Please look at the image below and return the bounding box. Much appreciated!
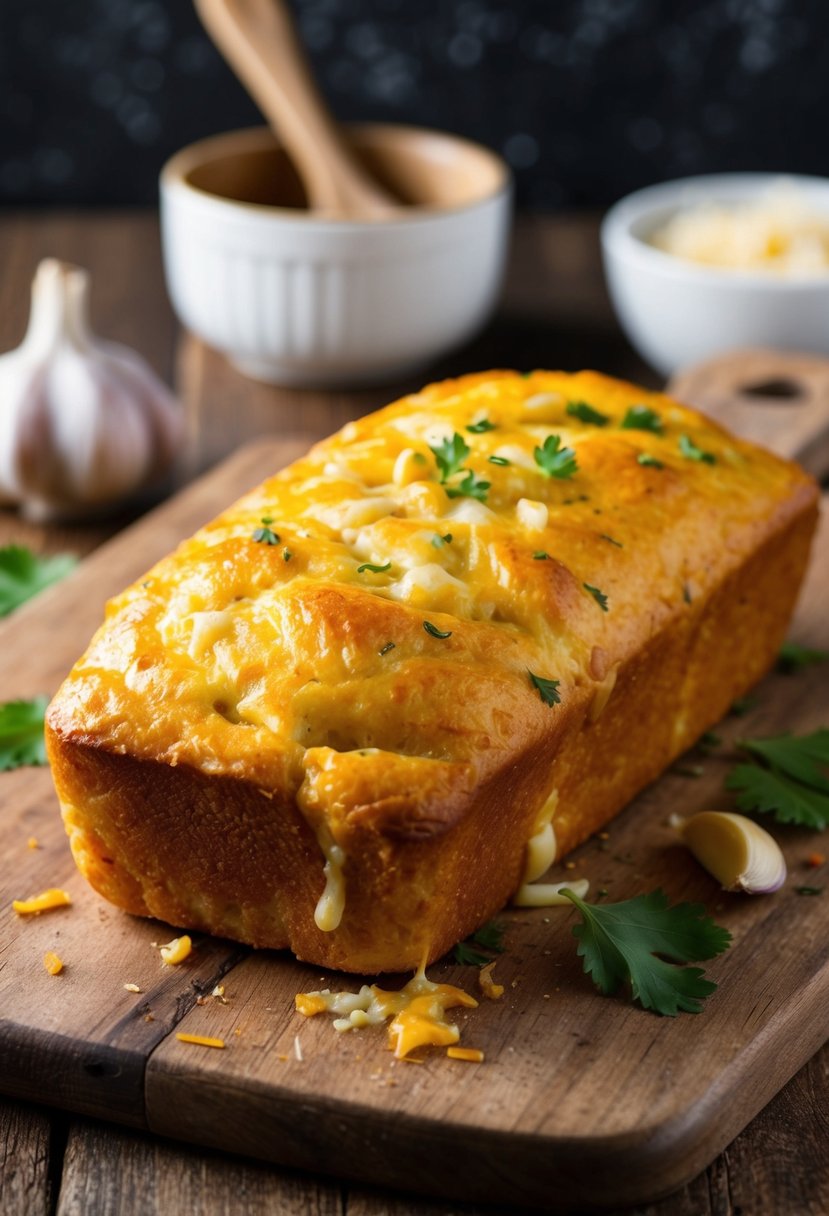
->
[0,258,184,519]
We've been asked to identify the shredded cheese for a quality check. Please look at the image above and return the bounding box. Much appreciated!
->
[478,961,504,1000]
[176,1033,225,1049]
[43,951,64,975]
[446,1046,485,1063]
[296,965,478,1060]
[159,935,192,965]
[13,888,72,915]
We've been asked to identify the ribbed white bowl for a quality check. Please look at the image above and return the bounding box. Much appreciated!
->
[160,126,511,387]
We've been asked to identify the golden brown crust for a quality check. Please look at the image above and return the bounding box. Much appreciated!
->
[46,369,820,971]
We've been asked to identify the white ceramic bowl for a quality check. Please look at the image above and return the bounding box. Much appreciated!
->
[601,173,829,378]
[160,125,511,387]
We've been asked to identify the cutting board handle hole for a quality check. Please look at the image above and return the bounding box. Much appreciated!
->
[738,377,805,402]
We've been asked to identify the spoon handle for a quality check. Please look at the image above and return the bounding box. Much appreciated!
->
[194,0,398,219]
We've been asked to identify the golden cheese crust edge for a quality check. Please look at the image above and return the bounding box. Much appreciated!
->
[45,369,820,972]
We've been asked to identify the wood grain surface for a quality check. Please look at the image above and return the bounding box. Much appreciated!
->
[1,436,827,1209]
[1,210,828,1216]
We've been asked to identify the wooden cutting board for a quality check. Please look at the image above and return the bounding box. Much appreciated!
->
[1,357,828,1212]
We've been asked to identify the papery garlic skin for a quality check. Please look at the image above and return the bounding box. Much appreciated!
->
[681,811,787,894]
[0,259,183,519]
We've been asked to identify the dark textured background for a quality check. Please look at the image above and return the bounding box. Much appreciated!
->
[1,0,827,210]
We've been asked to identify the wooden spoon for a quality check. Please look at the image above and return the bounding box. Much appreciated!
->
[194,0,400,220]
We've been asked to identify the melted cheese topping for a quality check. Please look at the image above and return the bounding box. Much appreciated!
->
[295,965,478,1059]
[650,180,829,275]
[313,826,346,931]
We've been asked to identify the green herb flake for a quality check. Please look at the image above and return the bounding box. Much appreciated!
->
[453,919,506,966]
[0,546,77,617]
[730,696,758,717]
[423,621,452,640]
[0,696,49,771]
[566,400,609,427]
[252,518,280,545]
[621,405,664,434]
[445,470,490,502]
[637,453,664,469]
[379,641,396,656]
[357,561,392,574]
[466,418,497,434]
[795,886,823,896]
[561,887,731,1016]
[453,941,492,966]
[528,670,562,706]
[600,534,623,548]
[282,548,293,563]
[778,641,829,674]
[488,455,511,466]
[584,583,609,612]
[726,728,829,829]
[429,432,470,483]
[534,434,579,479]
[699,731,722,753]
[533,551,550,560]
[431,533,453,548]
[678,434,716,464]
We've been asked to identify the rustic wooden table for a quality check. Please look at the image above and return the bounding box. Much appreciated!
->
[0,211,827,1216]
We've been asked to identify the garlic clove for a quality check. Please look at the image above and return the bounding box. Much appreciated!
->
[0,258,184,520]
[512,878,590,907]
[681,810,787,894]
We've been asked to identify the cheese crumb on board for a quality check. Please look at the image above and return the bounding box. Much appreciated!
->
[478,962,504,1001]
[159,935,192,965]
[43,951,64,975]
[27,837,39,850]
[13,888,72,915]
[446,1046,485,1063]
[124,983,142,993]
[296,965,478,1060]
[176,1032,225,1049]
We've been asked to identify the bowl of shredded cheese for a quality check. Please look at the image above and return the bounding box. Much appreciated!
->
[602,174,829,376]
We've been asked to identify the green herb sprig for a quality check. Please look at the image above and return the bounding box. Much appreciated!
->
[0,696,49,771]
[534,435,578,479]
[0,546,77,617]
[726,728,829,829]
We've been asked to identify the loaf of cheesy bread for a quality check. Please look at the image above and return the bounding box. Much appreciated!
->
[46,371,819,972]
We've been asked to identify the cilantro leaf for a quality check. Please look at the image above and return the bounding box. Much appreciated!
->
[778,641,829,674]
[357,561,392,574]
[583,583,609,612]
[453,919,505,966]
[0,696,49,771]
[621,405,663,434]
[678,434,716,464]
[561,888,731,1016]
[445,470,490,502]
[566,401,609,427]
[0,546,77,617]
[534,435,578,479]
[429,433,470,482]
[528,671,561,706]
[466,418,496,434]
[725,729,829,829]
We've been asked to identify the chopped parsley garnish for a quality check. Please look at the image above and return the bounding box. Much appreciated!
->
[357,561,392,574]
[429,432,470,482]
[795,886,823,896]
[453,919,506,966]
[0,696,49,771]
[534,434,578,479]
[528,671,561,706]
[282,548,293,562]
[600,533,623,548]
[561,887,731,1016]
[488,455,511,466]
[0,545,77,616]
[533,551,550,560]
[621,405,664,434]
[466,418,497,433]
[445,470,490,502]
[726,728,829,829]
[778,641,829,674]
[566,400,609,427]
[583,583,609,612]
[379,641,396,656]
[678,434,716,464]
[423,621,452,639]
[637,453,664,469]
[431,533,453,548]
[252,517,280,545]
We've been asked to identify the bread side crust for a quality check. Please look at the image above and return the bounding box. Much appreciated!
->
[46,483,818,972]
